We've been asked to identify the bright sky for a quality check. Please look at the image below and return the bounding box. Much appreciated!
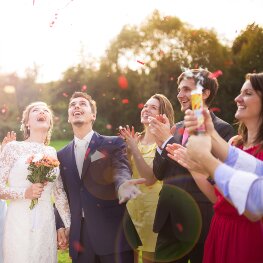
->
[0,0,262,82]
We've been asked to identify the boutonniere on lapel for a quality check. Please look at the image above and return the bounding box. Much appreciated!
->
[90,150,106,163]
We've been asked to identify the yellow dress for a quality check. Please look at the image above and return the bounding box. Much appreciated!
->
[127,142,162,252]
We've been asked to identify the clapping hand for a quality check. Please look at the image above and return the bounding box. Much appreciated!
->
[166,143,204,173]
[118,125,141,151]
[118,178,146,204]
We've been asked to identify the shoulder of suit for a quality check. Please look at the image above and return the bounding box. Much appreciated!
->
[57,140,73,155]
[211,113,232,127]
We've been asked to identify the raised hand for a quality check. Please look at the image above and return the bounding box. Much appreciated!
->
[184,109,214,135]
[148,114,172,147]
[118,125,140,151]
[1,131,16,151]
[118,178,146,204]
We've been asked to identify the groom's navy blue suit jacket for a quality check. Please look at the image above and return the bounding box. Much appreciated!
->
[55,132,140,260]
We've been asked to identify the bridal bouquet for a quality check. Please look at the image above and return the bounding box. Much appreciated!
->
[27,153,60,210]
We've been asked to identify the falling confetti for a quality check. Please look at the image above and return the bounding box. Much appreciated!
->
[137,103,144,109]
[137,60,145,65]
[176,223,183,233]
[210,107,221,113]
[62,92,68,97]
[122,99,129,104]
[106,124,112,130]
[81,85,87,92]
[209,70,223,79]
[118,75,128,89]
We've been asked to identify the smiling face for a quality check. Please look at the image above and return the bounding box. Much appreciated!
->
[68,96,96,128]
[140,97,160,125]
[27,104,52,131]
[234,80,262,124]
[177,78,197,112]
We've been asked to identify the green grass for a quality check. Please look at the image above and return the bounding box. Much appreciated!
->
[50,140,70,151]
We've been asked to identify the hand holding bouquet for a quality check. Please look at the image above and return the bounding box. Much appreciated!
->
[27,153,60,209]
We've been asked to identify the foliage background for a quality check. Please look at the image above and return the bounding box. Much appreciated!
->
[1,11,263,140]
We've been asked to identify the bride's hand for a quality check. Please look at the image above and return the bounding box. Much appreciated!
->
[25,183,44,199]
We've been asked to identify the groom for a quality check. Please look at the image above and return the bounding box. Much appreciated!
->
[55,92,143,263]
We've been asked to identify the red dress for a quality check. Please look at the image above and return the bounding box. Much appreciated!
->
[203,145,263,263]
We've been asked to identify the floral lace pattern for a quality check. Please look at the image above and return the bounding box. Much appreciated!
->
[0,141,70,262]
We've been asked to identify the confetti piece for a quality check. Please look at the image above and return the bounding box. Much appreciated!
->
[62,92,68,97]
[106,124,112,130]
[210,107,221,113]
[137,103,144,109]
[81,85,87,92]
[209,70,223,79]
[118,75,128,89]
[137,60,145,65]
[176,223,183,232]
[122,99,129,104]
[73,241,84,252]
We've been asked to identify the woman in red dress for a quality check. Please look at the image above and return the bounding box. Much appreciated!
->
[203,73,263,263]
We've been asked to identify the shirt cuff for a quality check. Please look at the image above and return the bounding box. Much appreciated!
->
[157,136,173,154]
[224,146,238,167]
[214,163,235,198]
[228,171,258,214]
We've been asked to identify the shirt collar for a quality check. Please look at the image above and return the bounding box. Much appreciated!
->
[74,130,94,147]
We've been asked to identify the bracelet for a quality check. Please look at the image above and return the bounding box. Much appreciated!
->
[207,175,215,185]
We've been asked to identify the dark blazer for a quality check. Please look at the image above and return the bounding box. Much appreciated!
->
[55,132,140,260]
[153,112,234,261]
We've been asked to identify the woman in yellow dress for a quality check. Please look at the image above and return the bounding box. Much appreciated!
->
[119,94,174,263]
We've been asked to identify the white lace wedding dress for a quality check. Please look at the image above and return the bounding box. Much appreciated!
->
[0,141,71,263]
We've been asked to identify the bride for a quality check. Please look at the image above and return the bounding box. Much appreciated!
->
[0,102,71,263]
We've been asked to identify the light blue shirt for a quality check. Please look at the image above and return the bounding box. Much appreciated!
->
[0,200,7,262]
[215,145,263,216]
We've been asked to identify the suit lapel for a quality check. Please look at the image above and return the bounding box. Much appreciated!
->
[81,132,102,179]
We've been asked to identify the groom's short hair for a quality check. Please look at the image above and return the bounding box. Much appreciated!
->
[69,92,97,115]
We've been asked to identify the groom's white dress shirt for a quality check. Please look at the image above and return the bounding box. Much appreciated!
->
[74,130,94,177]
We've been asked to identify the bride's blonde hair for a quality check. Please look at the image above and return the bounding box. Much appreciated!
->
[20,101,54,145]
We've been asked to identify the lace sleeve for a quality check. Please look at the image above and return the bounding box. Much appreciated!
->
[0,142,26,200]
[49,147,71,228]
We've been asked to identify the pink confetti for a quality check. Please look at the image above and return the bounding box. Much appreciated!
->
[106,124,112,130]
[209,70,223,79]
[81,85,87,92]
[62,92,68,97]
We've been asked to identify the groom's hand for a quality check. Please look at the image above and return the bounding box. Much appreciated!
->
[57,228,69,250]
[118,178,146,204]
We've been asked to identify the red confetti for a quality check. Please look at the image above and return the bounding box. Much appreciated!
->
[209,70,223,79]
[176,223,183,232]
[137,103,144,109]
[73,241,84,252]
[210,107,221,113]
[177,127,184,135]
[122,99,129,104]
[81,85,87,92]
[137,60,145,65]
[118,75,128,89]
[62,92,68,97]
